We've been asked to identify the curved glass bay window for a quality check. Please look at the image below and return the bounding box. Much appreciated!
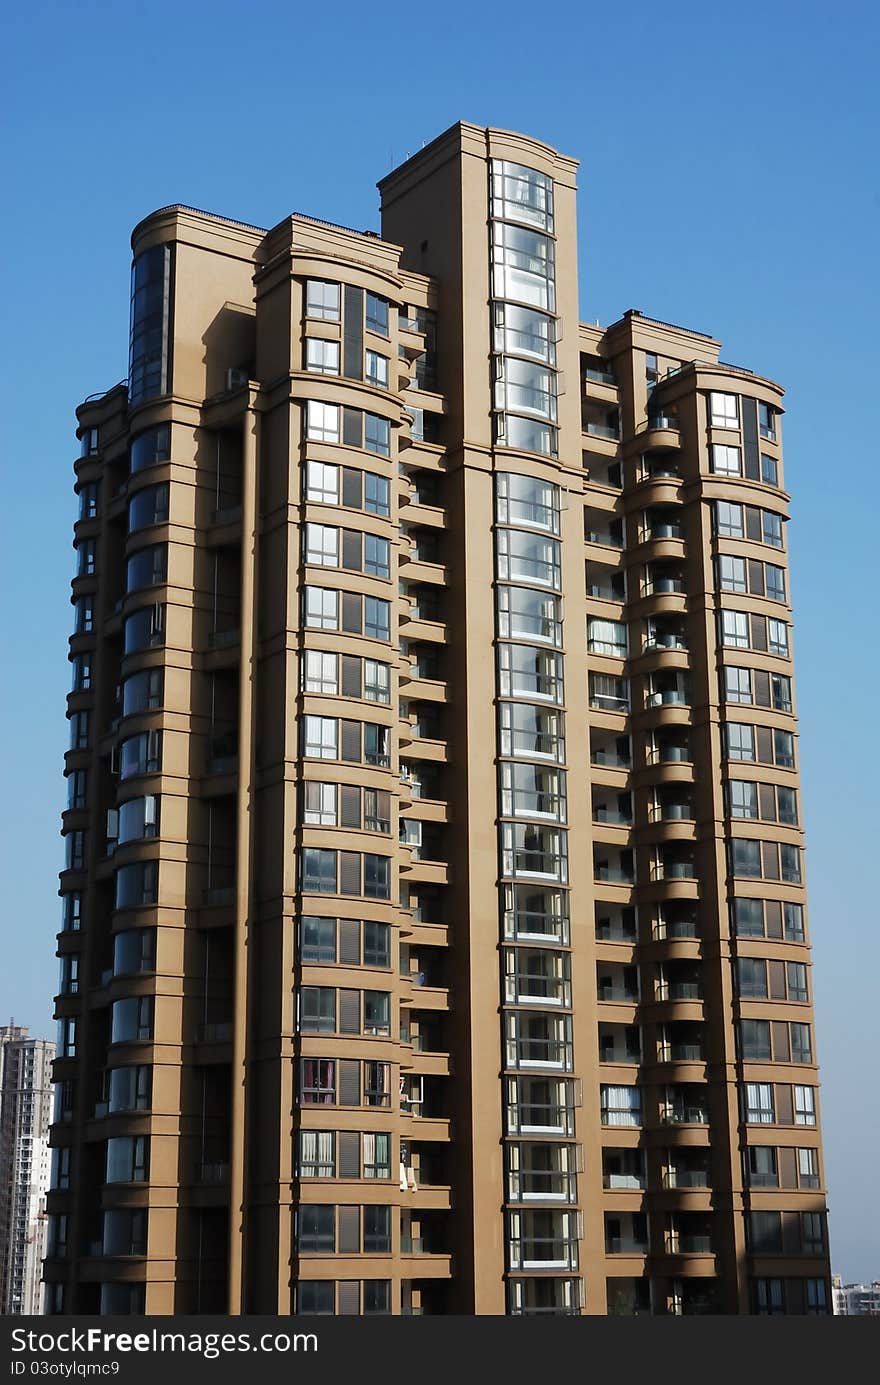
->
[495,472,560,533]
[491,160,554,230]
[129,244,173,406]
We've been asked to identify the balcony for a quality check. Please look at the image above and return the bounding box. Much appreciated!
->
[595,908,637,943]
[602,1150,645,1190]
[663,1168,709,1190]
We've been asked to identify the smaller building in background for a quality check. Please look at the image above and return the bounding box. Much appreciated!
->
[0,1024,55,1314]
[832,1275,880,1315]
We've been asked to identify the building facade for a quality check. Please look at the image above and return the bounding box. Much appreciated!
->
[832,1276,880,1315]
[45,121,831,1316]
[0,1025,54,1314]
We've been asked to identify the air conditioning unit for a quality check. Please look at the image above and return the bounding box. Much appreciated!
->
[226,367,248,392]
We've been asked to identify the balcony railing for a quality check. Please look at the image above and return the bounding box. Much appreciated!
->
[594,866,635,884]
[585,422,620,440]
[606,1237,648,1254]
[584,367,617,386]
[661,1106,708,1125]
[598,985,639,1003]
[591,750,631,769]
[660,1043,704,1062]
[603,1173,645,1189]
[648,416,680,431]
[669,1234,713,1254]
[647,524,682,540]
[508,1238,579,1272]
[593,808,633,826]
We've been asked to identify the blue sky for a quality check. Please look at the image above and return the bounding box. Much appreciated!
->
[2,0,878,1283]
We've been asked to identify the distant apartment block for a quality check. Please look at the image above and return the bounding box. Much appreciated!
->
[832,1276,880,1315]
[0,1025,54,1313]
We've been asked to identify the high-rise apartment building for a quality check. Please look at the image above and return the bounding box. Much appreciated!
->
[0,1025,54,1313]
[45,121,831,1317]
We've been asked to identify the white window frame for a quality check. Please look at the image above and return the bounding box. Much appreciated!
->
[710,443,742,476]
[721,610,750,648]
[305,460,339,505]
[303,716,338,760]
[365,350,389,389]
[306,400,340,443]
[303,650,338,695]
[305,523,339,568]
[709,391,739,428]
[304,586,339,630]
[305,338,340,375]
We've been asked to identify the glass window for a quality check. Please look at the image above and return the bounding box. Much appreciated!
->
[720,611,749,648]
[108,1065,152,1113]
[500,644,564,703]
[303,650,338,695]
[67,768,87,810]
[65,831,86,871]
[365,293,389,336]
[363,855,391,900]
[364,597,390,641]
[301,1058,336,1104]
[76,538,96,576]
[299,1130,335,1178]
[791,1023,812,1063]
[600,1085,642,1127]
[364,534,390,578]
[110,995,153,1043]
[765,564,786,602]
[364,724,390,767]
[491,159,554,230]
[740,1019,772,1060]
[743,1082,775,1124]
[106,1135,148,1183]
[495,355,557,421]
[726,723,755,760]
[128,484,169,532]
[364,1061,391,1106]
[495,472,560,533]
[753,1278,785,1315]
[363,659,390,703]
[768,619,789,656]
[74,596,93,633]
[761,453,779,486]
[763,511,784,548]
[363,1281,391,1315]
[69,710,90,750]
[298,1205,335,1253]
[498,412,557,457]
[587,618,628,657]
[303,715,337,759]
[126,544,167,594]
[784,902,805,941]
[130,424,171,475]
[724,666,752,704]
[62,892,83,932]
[306,401,340,443]
[118,730,161,780]
[363,991,390,1036]
[305,460,339,504]
[363,1205,391,1253]
[123,604,165,653]
[777,786,797,826]
[364,413,390,456]
[787,962,808,1002]
[806,1279,828,1315]
[719,555,747,593]
[794,1085,816,1125]
[365,350,389,388]
[749,1211,782,1253]
[114,861,158,909]
[303,781,337,825]
[304,586,339,630]
[363,921,390,967]
[493,302,556,364]
[498,586,562,646]
[71,653,92,692]
[297,1281,334,1314]
[780,844,801,883]
[301,848,337,894]
[364,472,390,516]
[129,245,173,405]
[710,444,742,476]
[305,280,341,321]
[121,667,163,716]
[732,897,764,937]
[715,501,744,538]
[492,221,555,311]
[117,795,159,844]
[746,1145,778,1187]
[305,523,339,567]
[300,987,336,1033]
[772,674,792,711]
[79,481,99,519]
[497,528,561,588]
[305,338,340,375]
[709,392,738,427]
[362,1132,391,1179]
[729,780,758,819]
[797,1148,820,1188]
[300,916,336,963]
[737,957,768,998]
[758,402,777,440]
[730,839,762,877]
